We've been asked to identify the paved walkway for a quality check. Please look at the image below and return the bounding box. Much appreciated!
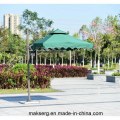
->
[0,77,120,116]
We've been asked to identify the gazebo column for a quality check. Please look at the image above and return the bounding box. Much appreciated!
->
[82,49,85,67]
[39,55,41,65]
[69,50,72,66]
[50,56,51,65]
[74,51,75,65]
[44,57,47,65]
[3,55,5,64]
[35,50,38,65]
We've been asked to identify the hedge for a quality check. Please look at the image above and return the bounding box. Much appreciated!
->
[0,64,88,89]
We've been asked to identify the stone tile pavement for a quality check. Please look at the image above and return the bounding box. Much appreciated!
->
[0,77,120,116]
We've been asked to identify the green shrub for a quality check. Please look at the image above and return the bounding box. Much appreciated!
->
[0,64,50,89]
[12,64,35,74]
[112,72,120,76]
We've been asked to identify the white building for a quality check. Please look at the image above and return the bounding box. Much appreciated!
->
[4,14,21,35]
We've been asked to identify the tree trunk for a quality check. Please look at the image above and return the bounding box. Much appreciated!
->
[83,49,85,67]
[69,50,72,66]
[94,52,97,68]
[104,58,105,64]
[108,56,110,69]
[90,51,92,68]
[97,50,100,74]
[119,58,120,72]
[26,30,31,101]
[111,55,113,67]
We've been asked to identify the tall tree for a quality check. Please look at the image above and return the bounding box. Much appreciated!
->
[20,9,53,42]
[20,9,53,101]
[89,17,103,73]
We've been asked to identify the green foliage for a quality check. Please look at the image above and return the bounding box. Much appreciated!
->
[12,64,35,74]
[112,72,120,76]
[103,63,117,70]
[0,64,50,89]
[20,9,53,41]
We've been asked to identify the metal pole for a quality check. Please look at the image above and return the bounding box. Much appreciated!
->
[26,30,31,102]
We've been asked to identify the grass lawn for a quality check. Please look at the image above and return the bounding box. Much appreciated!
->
[0,88,59,94]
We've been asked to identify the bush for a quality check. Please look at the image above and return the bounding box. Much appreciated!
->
[12,63,35,74]
[0,64,51,89]
[0,64,89,89]
[0,64,8,72]
[51,65,88,78]
[35,65,89,78]
[112,72,120,76]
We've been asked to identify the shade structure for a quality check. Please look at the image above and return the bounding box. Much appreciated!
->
[32,29,93,50]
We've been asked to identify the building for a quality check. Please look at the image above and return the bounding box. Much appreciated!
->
[4,14,21,35]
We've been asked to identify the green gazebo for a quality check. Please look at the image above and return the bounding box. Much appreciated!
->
[32,29,93,50]
[32,29,93,65]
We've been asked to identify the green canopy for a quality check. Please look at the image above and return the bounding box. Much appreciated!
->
[32,29,93,50]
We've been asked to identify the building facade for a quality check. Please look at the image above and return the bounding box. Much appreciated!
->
[4,14,21,35]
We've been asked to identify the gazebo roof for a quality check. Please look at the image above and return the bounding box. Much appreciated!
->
[32,29,93,50]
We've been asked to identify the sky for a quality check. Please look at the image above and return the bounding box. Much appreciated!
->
[0,4,120,35]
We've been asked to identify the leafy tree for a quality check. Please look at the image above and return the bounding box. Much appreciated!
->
[89,17,104,73]
[79,25,89,40]
[20,9,53,42]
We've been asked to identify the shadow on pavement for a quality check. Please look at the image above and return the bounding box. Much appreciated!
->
[0,95,56,102]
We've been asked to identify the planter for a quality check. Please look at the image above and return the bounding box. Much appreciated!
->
[106,76,120,83]
[87,74,106,81]
[87,74,94,80]
[106,76,115,82]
